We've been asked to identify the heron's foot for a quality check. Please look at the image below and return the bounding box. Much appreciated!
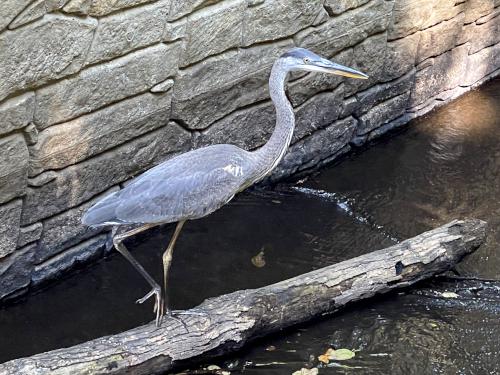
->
[136,286,164,327]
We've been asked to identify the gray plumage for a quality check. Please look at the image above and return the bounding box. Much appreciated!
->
[81,47,368,326]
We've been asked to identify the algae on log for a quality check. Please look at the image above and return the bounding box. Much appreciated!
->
[0,219,487,375]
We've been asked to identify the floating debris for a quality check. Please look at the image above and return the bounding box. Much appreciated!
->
[318,348,356,363]
[292,368,318,375]
[251,249,266,268]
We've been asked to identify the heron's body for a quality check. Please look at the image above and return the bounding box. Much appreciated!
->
[82,48,367,326]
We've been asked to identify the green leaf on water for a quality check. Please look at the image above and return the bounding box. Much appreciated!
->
[441,291,459,298]
[329,348,356,361]
[292,368,318,375]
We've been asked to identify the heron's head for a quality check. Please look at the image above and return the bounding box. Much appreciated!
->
[281,48,368,79]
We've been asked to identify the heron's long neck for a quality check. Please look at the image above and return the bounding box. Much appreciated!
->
[253,61,294,178]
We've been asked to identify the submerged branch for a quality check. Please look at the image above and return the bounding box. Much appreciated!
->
[0,219,487,375]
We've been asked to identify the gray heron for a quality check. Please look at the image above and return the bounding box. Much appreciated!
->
[82,48,368,326]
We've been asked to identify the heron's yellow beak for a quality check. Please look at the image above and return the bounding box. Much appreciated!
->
[305,60,368,79]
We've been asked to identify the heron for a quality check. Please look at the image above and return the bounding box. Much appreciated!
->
[82,48,368,326]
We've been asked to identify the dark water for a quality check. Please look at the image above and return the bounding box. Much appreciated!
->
[1,78,499,374]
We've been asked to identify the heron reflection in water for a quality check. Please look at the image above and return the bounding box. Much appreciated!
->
[82,48,368,326]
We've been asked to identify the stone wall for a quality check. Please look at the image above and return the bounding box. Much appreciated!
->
[0,0,499,301]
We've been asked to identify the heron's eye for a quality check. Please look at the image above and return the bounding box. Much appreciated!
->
[303,57,310,64]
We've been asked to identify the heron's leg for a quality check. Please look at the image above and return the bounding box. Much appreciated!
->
[162,220,186,314]
[113,224,164,327]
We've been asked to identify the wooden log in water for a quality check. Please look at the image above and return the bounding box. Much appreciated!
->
[0,219,487,375]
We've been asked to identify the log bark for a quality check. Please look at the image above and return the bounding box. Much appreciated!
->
[0,219,487,375]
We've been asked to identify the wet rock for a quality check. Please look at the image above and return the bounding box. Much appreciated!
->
[0,199,22,258]
[0,0,33,30]
[296,0,391,57]
[367,112,415,141]
[0,243,35,299]
[86,0,170,65]
[8,0,70,29]
[172,40,293,129]
[324,0,370,16]
[417,13,465,63]
[0,93,35,136]
[0,135,28,204]
[411,44,470,106]
[17,222,43,248]
[36,187,118,263]
[32,235,107,286]
[35,43,180,129]
[182,0,245,66]
[21,123,191,225]
[358,91,411,135]
[0,15,97,101]
[29,91,173,175]
[242,0,324,46]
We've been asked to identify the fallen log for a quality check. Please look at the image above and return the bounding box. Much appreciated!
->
[0,219,486,375]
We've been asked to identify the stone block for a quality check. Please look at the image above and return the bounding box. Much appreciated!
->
[198,102,275,150]
[0,15,97,101]
[21,123,191,225]
[242,0,324,46]
[388,0,433,40]
[8,0,69,29]
[0,199,22,258]
[463,42,500,86]
[324,0,370,16]
[422,0,465,30]
[169,0,223,21]
[0,243,35,299]
[37,187,118,263]
[367,112,415,141]
[464,0,495,24]
[182,0,245,66]
[358,91,411,135]
[32,235,107,286]
[34,43,180,128]
[86,0,170,65]
[17,222,43,248]
[417,13,465,63]
[88,0,157,16]
[296,0,391,57]
[384,32,420,81]
[0,93,35,136]
[411,43,470,106]
[29,91,172,175]
[62,0,91,15]
[463,16,500,55]
[0,134,29,204]
[172,39,293,129]
[0,0,33,30]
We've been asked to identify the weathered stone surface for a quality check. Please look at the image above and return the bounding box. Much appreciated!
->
[89,0,157,16]
[21,124,191,225]
[182,0,245,65]
[0,15,97,101]
[17,222,43,248]
[0,200,22,258]
[172,39,293,129]
[358,91,411,135]
[23,124,38,145]
[8,0,69,29]
[367,112,415,141]
[0,0,33,30]
[62,0,91,15]
[463,16,500,55]
[0,243,35,299]
[296,0,391,57]
[32,235,107,286]
[422,0,465,30]
[273,116,357,180]
[384,31,420,81]
[242,0,324,46]
[0,93,34,136]
[162,19,186,42]
[198,101,275,150]
[293,86,345,142]
[29,91,172,175]
[464,0,495,24]
[151,79,174,93]
[388,0,433,40]
[288,48,353,107]
[86,0,170,65]
[34,43,180,128]
[476,8,500,25]
[417,13,465,63]
[0,135,28,204]
[168,0,223,21]
[37,187,117,263]
[411,43,470,106]
[463,42,500,86]
[324,0,370,16]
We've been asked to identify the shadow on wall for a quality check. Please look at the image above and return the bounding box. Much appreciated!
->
[0,0,499,302]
